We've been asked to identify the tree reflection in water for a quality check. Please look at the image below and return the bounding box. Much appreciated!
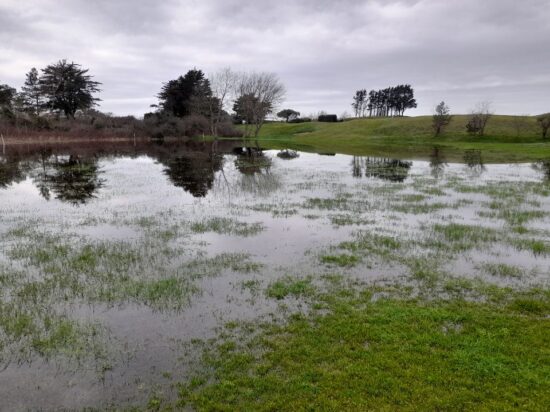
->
[32,155,105,205]
[234,147,280,195]
[351,157,412,182]
[463,149,486,176]
[162,152,223,198]
[429,146,447,178]
[0,155,28,188]
[532,160,550,182]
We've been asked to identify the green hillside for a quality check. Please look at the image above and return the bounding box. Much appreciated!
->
[243,115,550,162]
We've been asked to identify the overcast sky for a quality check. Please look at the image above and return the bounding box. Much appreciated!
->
[1,0,549,117]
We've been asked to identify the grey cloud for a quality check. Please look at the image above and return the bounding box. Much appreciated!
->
[1,0,549,116]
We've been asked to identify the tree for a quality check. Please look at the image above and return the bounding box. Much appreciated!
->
[21,68,44,115]
[466,101,492,136]
[537,113,550,139]
[0,83,16,122]
[432,101,452,136]
[233,93,264,124]
[277,109,300,122]
[0,84,16,108]
[209,67,238,136]
[352,89,367,117]
[39,60,101,119]
[234,72,285,138]
[158,69,212,118]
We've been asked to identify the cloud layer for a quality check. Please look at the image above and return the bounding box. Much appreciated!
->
[1,0,549,116]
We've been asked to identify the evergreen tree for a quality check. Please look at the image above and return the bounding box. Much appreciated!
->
[21,68,44,115]
[39,60,101,118]
[158,69,213,117]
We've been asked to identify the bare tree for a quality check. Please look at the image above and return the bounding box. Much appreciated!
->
[466,101,492,136]
[537,113,550,139]
[432,101,452,136]
[209,67,238,136]
[235,72,285,138]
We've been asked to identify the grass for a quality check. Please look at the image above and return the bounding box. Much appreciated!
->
[228,116,550,162]
[265,276,316,300]
[177,286,550,411]
[320,253,360,267]
[190,217,265,237]
[430,223,498,251]
[480,263,524,278]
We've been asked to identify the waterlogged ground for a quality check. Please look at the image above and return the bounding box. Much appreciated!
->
[0,142,549,410]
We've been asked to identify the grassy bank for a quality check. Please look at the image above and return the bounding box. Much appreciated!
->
[238,115,550,162]
[176,281,549,411]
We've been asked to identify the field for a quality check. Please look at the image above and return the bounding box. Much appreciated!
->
[241,115,550,162]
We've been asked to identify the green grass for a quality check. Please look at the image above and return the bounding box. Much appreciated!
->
[190,217,265,237]
[265,276,316,300]
[480,263,524,278]
[320,253,360,267]
[177,287,550,411]
[228,116,550,162]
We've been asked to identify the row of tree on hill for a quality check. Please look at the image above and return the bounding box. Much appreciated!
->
[352,85,417,117]
[431,100,550,139]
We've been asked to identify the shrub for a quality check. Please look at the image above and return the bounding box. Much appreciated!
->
[318,114,338,122]
[288,117,312,123]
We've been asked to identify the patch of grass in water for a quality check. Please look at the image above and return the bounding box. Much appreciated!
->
[478,208,546,226]
[320,253,359,267]
[339,232,401,256]
[513,238,550,256]
[266,276,315,300]
[480,263,524,278]
[431,223,497,251]
[328,214,374,227]
[190,217,264,237]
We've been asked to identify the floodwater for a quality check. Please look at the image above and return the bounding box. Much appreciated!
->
[0,140,549,410]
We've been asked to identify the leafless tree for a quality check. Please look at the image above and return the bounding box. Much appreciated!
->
[235,72,285,138]
[209,67,238,137]
[466,101,492,136]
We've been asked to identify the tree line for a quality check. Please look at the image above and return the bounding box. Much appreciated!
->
[0,62,285,139]
[2,61,550,140]
[352,85,417,117]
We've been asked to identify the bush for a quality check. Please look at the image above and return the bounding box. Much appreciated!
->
[318,114,338,122]
[288,117,312,123]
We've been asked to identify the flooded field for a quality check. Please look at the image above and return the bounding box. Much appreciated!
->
[1,141,549,410]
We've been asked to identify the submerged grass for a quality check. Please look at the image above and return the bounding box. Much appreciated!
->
[190,217,265,237]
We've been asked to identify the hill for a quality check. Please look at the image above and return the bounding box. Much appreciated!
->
[247,115,550,162]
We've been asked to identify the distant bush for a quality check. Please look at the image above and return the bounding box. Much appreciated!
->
[318,114,338,122]
[288,117,312,123]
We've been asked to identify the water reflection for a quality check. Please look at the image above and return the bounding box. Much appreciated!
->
[160,151,223,198]
[351,157,412,182]
[32,155,105,205]
[463,149,486,175]
[532,160,550,181]
[276,149,299,160]
[429,146,447,178]
[3,142,549,205]
[234,147,280,195]
[234,147,272,175]
[0,155,27,188]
